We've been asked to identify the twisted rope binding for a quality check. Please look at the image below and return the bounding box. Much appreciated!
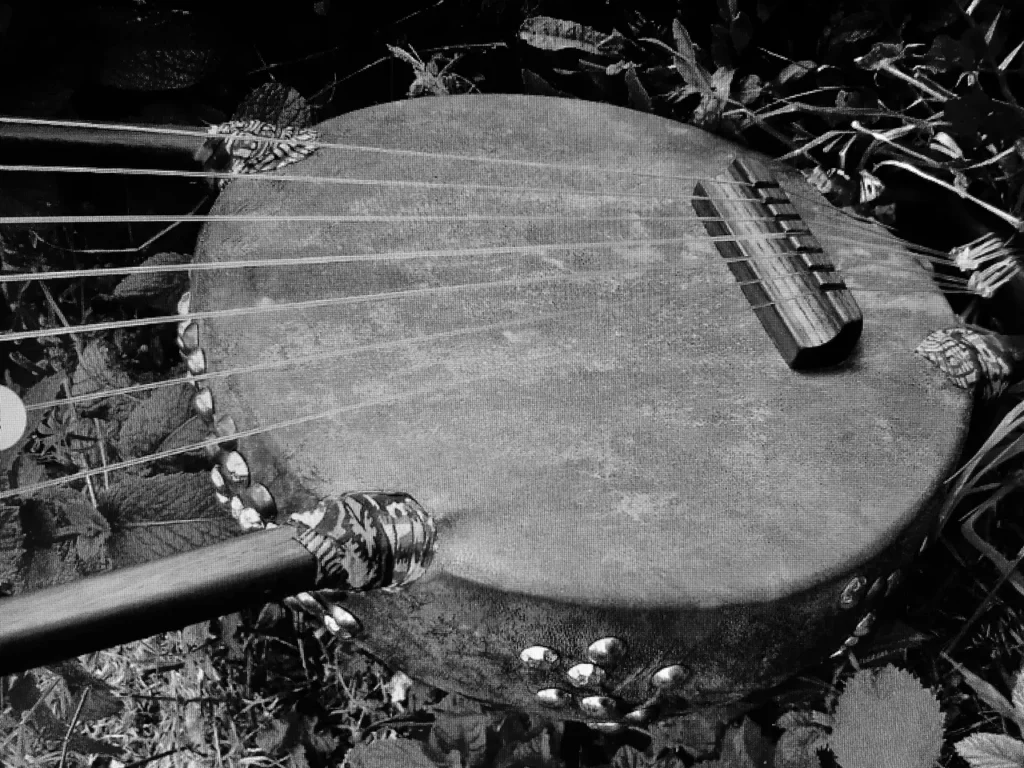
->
[288,492,437,591]
[204,120,320,186]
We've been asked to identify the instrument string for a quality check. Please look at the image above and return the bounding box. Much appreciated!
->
[21,311,580,413]
[0,259,971,349]
[0,350,567,502]
[0,159,955,264]
[0,115,962,252]
[0,231,965,286]
[0,116,982,499]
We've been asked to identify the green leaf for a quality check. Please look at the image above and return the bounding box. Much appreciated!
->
[828,665,944,768]
[855,42,908,71]
[612,745,651,768]
[730,12,754,53]
[955,732,1024,768]
[774,711,830,768]
[345,738,443,768]
[623,66,652,111]
[428,694,496,768]
[99,472,235,567]
[718,717,774,768]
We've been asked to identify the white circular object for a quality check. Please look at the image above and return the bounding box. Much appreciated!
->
[0,385,28,451]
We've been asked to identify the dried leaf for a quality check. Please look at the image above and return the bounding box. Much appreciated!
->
[955,732,1024,768]
[518,16,626,58]
[776,61,816,85]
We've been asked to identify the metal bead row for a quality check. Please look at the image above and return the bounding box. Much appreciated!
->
[175,291,279,531]
[834,568,903,659]
[177,291,366,637]
[521,637,689,728]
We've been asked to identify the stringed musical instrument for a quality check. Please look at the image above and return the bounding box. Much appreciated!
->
[0,94,973,728]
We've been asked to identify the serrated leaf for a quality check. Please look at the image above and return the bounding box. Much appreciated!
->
[650,708,729,760]
[344,738,442,768]
[429,694,495,768]
[774,714,830,768]
[117,383,194,460]
[98,473,235,567]
[612,745,650,768]
[718,717,773,768]
[0,504,24,588]
[828,665,944,768]
[955,732,1024,768]
[233,82,312,128]
[111,252,191,312]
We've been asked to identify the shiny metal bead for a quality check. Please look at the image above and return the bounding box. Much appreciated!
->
[829,646,849,659]
[210,466,226,492]
[237,507,262,530]
[177,321,199,352]
[192,386,214,419]
[651,664,689,691]
[587,722,626,734]
[853,612,876,637]
[245,482,277,520]
[623,706,657,726]
[918,534,930,555]
[221,451,250,486]
[840,576,867,609]
[184,349,207,376]
[587,637,626,666]
[536,688,572,709]
[215,414,237,437]
[325,604,362,636]
[885,570,901,597]
[176,291,191,316]
[579,695,620,719]
[214,491,230,506]
[843,635,859,648]
[520,646,559,670]
[866,577,885,602]
[566,663,606,688]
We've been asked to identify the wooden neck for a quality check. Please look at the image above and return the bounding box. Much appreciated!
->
[0,119,207,165]
[0,526,318,675]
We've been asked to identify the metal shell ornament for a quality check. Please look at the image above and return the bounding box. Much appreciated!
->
[520,646,559,670]
[536,688,572,709]
[587,637,626,666]
[579,695,620,719]
[566,663,606,688]
[840,576,867,609]
[651,664,689,691]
